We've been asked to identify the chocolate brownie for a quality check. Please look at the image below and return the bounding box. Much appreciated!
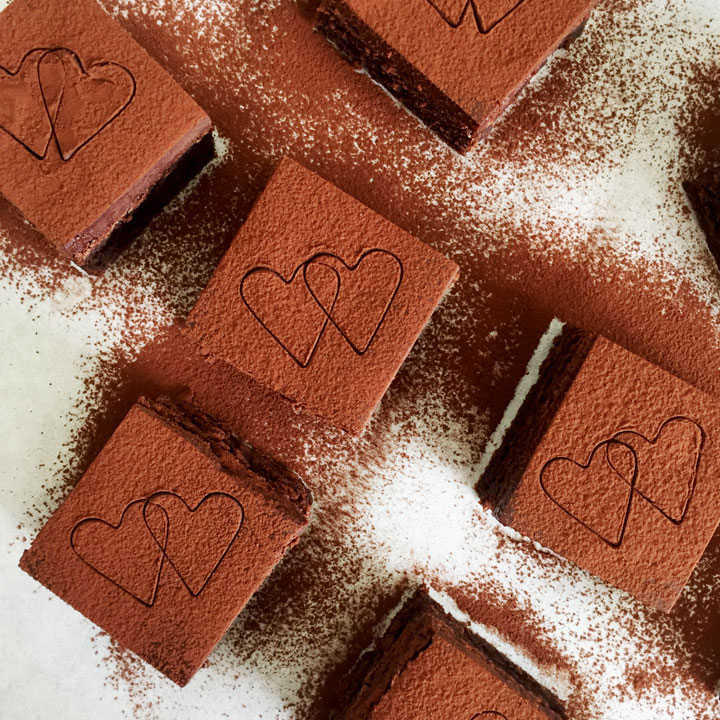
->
[0,0,212,268]
[337,589,566,719]
[478,324,720,612]
[185,157,459,435]
[20,397,312,686]
[684,169,720,267]
[316,0,599,153]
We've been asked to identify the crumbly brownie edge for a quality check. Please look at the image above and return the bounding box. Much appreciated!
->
[138,396,313,525]
[476,324,596,522]
[316,0,480,154]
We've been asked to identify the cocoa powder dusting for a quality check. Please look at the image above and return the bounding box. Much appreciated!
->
[4,0,720,718]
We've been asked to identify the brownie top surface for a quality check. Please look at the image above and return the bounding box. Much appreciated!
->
[20,399,308,686]
[323,0,598,118]
[0,0,210,246]
[185,157,458,433]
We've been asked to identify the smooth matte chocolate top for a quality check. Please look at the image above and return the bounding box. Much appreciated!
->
[322,0,598,130]
[488,330,720,612]
[20,398,310,686]
[186,157,459,434]
[341,590,565,719]
[0,0,210,255]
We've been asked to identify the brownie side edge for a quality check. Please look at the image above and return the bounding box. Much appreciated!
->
[684,170,720,267]
[316,3,596,155]
[138,396,312,525]
[335,590,437,719]
[316,0,479,154]
[476,325,596,521]
[64,116,213,268]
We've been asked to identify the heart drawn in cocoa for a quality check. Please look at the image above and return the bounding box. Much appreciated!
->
[70,499,169,606]
[0,46,135,161]
[539,439,638,548]
[606,416,704,525]
[471,712,510,720]
[41,48,135,161]
[241,261,340,367]
[425,0,526,34]
[142,492,244,597]
[303,249,404,355]
[0,48,64,159]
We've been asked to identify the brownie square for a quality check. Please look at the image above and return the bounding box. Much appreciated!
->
[185,158,459,435]
[0,0,212,267]
[20,397,312,686]
[316,0,598,153]
[338,589,566,719]
[684,169,720,267]
[477,325,720,612]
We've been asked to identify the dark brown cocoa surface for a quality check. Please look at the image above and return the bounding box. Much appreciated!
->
[483,329,720,613]
[2,0,720,718]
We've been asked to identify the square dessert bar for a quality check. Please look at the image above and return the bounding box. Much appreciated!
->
[684,170,720,267]
[337,589,566,719]
[20,397,312,686]
[185,158,459,435]
[0,0,212,267]
[316,0,599,153]
[478,324,720,612]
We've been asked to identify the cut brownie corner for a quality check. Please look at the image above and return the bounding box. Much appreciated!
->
[417,591,568,720]
[315,0,479,154]
[476,323,595,518]
[137,396,312,525]
[337,587,567,720]
[67,122,215,271]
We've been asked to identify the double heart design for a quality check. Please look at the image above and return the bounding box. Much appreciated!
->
[424,0,527,34]
[0,46,135,161]
[240,248,404,368]
[70,492,244,606]
[539,416,705,548]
